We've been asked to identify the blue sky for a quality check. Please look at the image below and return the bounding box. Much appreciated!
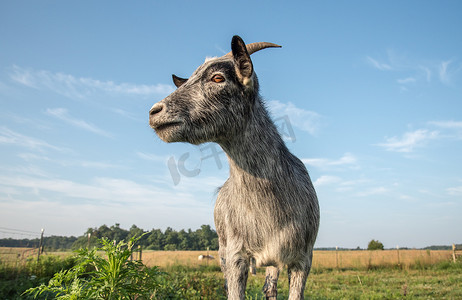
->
[1,1,461,248]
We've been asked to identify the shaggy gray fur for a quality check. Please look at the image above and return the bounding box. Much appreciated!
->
[149,35,320,300]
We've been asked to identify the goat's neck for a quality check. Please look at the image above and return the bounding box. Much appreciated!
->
[219,103,288,181]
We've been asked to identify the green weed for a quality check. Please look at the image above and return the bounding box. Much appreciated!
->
[24,236,167,299]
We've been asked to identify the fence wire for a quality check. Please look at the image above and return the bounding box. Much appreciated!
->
[0,227,42,267]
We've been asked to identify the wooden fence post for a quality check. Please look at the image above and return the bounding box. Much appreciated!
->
[250,257,257,275]
[336,246,339,269]
[37,228,44,263]
[87,232,91,249]
[396,245,400,266]
[453,244,456,263]
[138,245,142,262]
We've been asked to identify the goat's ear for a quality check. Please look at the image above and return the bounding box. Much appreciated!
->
[231,35,253,83]
[172,74,188,88]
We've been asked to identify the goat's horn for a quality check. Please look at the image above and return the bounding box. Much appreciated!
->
[246,42,282,55]
[225,42,282,57]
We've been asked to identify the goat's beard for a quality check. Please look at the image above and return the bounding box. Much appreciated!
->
[157,124,226,146]
[154,125,205,145]
[154,123,186,143]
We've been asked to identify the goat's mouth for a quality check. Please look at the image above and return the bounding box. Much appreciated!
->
[152,121,183,132]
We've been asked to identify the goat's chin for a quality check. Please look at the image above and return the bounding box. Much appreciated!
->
[154,126,185,143]
[155,124,215,145]
[156,131,183,143]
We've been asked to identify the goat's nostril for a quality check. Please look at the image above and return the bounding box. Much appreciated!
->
[150,103,163,116]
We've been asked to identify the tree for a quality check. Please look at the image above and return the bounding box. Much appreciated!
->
[146,229,164,250]
[110,223,129,242]
[162,227,177,251]
[195,225,218,250]
[128,224,147,246]
[178,229,191,250]
[368,239,384,250]
[3,223,221,251]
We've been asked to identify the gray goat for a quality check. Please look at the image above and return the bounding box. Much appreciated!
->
[149,35,320,300]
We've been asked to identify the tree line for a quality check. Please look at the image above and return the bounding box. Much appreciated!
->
[1,226,458,251]
[0,224,219,251]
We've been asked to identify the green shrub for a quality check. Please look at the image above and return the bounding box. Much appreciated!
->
[367,240,384,250]
[24,236,167,299]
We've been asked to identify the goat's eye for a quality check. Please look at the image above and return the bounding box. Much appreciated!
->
[211,74,225,83]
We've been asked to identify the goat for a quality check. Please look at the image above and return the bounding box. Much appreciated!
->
[149,35,320,300]
[198,254,215,261]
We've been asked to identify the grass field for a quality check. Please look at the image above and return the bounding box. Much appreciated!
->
[1,247,461,299]
[1,247,454,269]
[140,249,453,269]
[108,248,462,298]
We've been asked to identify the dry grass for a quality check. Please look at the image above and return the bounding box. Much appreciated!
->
[0,247,39,266]
[142,250,220,268]
[0,247,454,270]
[312,249,452,269]
[141,249,453,270]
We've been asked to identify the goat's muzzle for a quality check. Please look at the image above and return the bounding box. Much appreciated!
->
[150,102,164,116]
[149,102,164,129]
[149,102,183,138]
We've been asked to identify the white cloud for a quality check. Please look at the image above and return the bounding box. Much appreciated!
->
[1,164,52,178]
[367,51,461,88]
[397,77,416,84]
[74,161,120,169]
[0,175,202,208]
[17,153,51,161]
[16,152,120,170]
[46,108,113,138]
[337,178,371,192]
[433,60,461,85]
[429,120,462,140]
[377,129,439,153]
[0,173,218,236]
[399,194,416,202]
[171,174,226,195]
[438,60,452,84]
[356,187,388,197]
[429,120,462,129]
[314,175,342,187]
[112,108,140,122]
[136,151,168,163]
[366,56,393,71]
[302,153,357,169]
[9,65,174,99]
[419,66,432,82]
[447,185,462,196]
[267,100,322,135]
[0,127,64,152]
[378,121,462,153]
